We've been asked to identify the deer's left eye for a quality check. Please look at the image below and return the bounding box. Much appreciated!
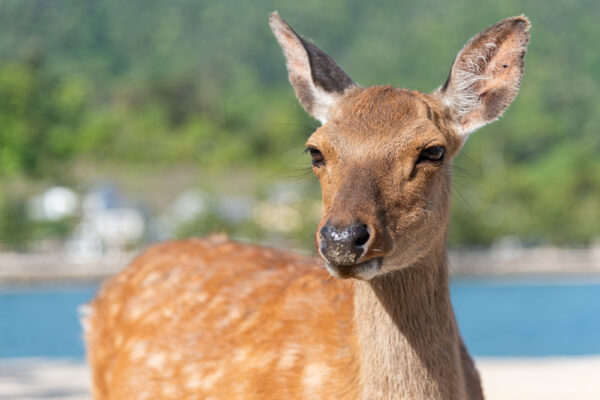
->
[418,146,445,163]
[306,147,325,167]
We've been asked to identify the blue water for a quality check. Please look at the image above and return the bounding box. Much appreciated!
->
[0,283,98,359]
[452,277,600,356]
[1,277,600,358]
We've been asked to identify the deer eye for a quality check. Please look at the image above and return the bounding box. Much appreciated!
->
[418,146,445,163]
[306,147,325,167]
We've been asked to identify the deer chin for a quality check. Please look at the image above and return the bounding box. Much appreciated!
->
[325,257,382,281]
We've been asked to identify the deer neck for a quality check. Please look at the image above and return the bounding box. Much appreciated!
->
[353,245,466,400]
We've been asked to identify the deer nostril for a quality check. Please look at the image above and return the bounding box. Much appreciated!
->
[353,225,370,247]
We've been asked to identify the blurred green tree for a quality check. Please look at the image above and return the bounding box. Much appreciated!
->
[0,0,598,248]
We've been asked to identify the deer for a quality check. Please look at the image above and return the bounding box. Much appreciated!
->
[84,12,530,400]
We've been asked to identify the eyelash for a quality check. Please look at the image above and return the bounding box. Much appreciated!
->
[417,146,445,163]
[305,147,325,167]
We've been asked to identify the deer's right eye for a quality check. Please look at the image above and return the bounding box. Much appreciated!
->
[417,146,445,164]
[306,147,325,167]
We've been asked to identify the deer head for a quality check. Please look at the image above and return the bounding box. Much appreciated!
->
[270,12,530,280]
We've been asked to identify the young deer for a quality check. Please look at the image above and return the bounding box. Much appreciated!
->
[85,12,530,400]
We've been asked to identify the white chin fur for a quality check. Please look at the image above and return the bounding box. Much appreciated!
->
[325,258,382,281]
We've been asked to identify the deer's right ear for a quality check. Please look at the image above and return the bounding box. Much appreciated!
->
[438,16,531,137]
[269,12,356,124]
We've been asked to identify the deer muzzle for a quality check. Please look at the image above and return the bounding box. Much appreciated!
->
[319,222,370,266]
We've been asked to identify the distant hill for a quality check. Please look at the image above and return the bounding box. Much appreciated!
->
[0,0,598,247]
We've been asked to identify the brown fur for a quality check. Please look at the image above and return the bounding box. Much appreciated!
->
[85,12,530,399]
[86,238,360,399]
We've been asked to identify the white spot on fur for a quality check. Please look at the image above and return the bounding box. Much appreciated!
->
[130,341,148,362]
[229,306,242,320]
[109,302,121,316]
[181,364,196,375]
[237,310,262,332]
[278,347,300,369]
[217,306,243,329]
[127,305,144,320]
[233,347,251,363]
[251,351,276,369]
[137,390,152,400]
[302,363,329,393]
[142,271,161,286]
[147,352,167,369]
[162,382,177,397]
[208,296,225,310]
[185,374,203,391]
[182,364,204,390]
[197,292,209,303]
[161,307,175,319]
[200,366,225,390]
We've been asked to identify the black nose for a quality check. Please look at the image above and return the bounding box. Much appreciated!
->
[319,222,370,265]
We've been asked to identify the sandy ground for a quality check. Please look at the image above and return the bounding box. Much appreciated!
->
[477,356,600,400]
[1,356,599,399]
[0,359,90,400]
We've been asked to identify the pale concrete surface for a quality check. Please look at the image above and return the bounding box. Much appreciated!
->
[477,356,600,400]
[1,356,599,399]
[0,359,90,400]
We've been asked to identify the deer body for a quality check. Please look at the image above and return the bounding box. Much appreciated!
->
[86,13,530,400]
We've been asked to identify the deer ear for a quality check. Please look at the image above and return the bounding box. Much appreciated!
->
[439,16,531,136]
[269,12,356,124]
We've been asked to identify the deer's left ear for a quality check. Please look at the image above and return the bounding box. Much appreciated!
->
[270,12,357,124]
[438,16,531,136]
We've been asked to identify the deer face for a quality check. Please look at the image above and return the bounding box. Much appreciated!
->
[270,13,529,279]
[306,87,463,279]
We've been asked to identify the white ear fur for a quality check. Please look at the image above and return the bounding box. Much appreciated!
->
[439,16,531,137]
[269,12,356,124]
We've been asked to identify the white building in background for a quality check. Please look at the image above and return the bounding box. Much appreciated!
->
[153,189,208,240]
[154,188,255,238]
[28,186,79,221]
[66,186,146,263]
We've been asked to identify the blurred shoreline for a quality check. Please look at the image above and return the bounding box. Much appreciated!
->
[0,251,134,284]
[1,246,600,283]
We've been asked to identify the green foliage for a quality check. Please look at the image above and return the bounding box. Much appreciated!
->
[0,191,77,250]
[0,58,89,179]
[0,0,598,248]
[0,194,31,250]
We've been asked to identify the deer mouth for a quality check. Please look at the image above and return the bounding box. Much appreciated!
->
[324,257,382,281]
